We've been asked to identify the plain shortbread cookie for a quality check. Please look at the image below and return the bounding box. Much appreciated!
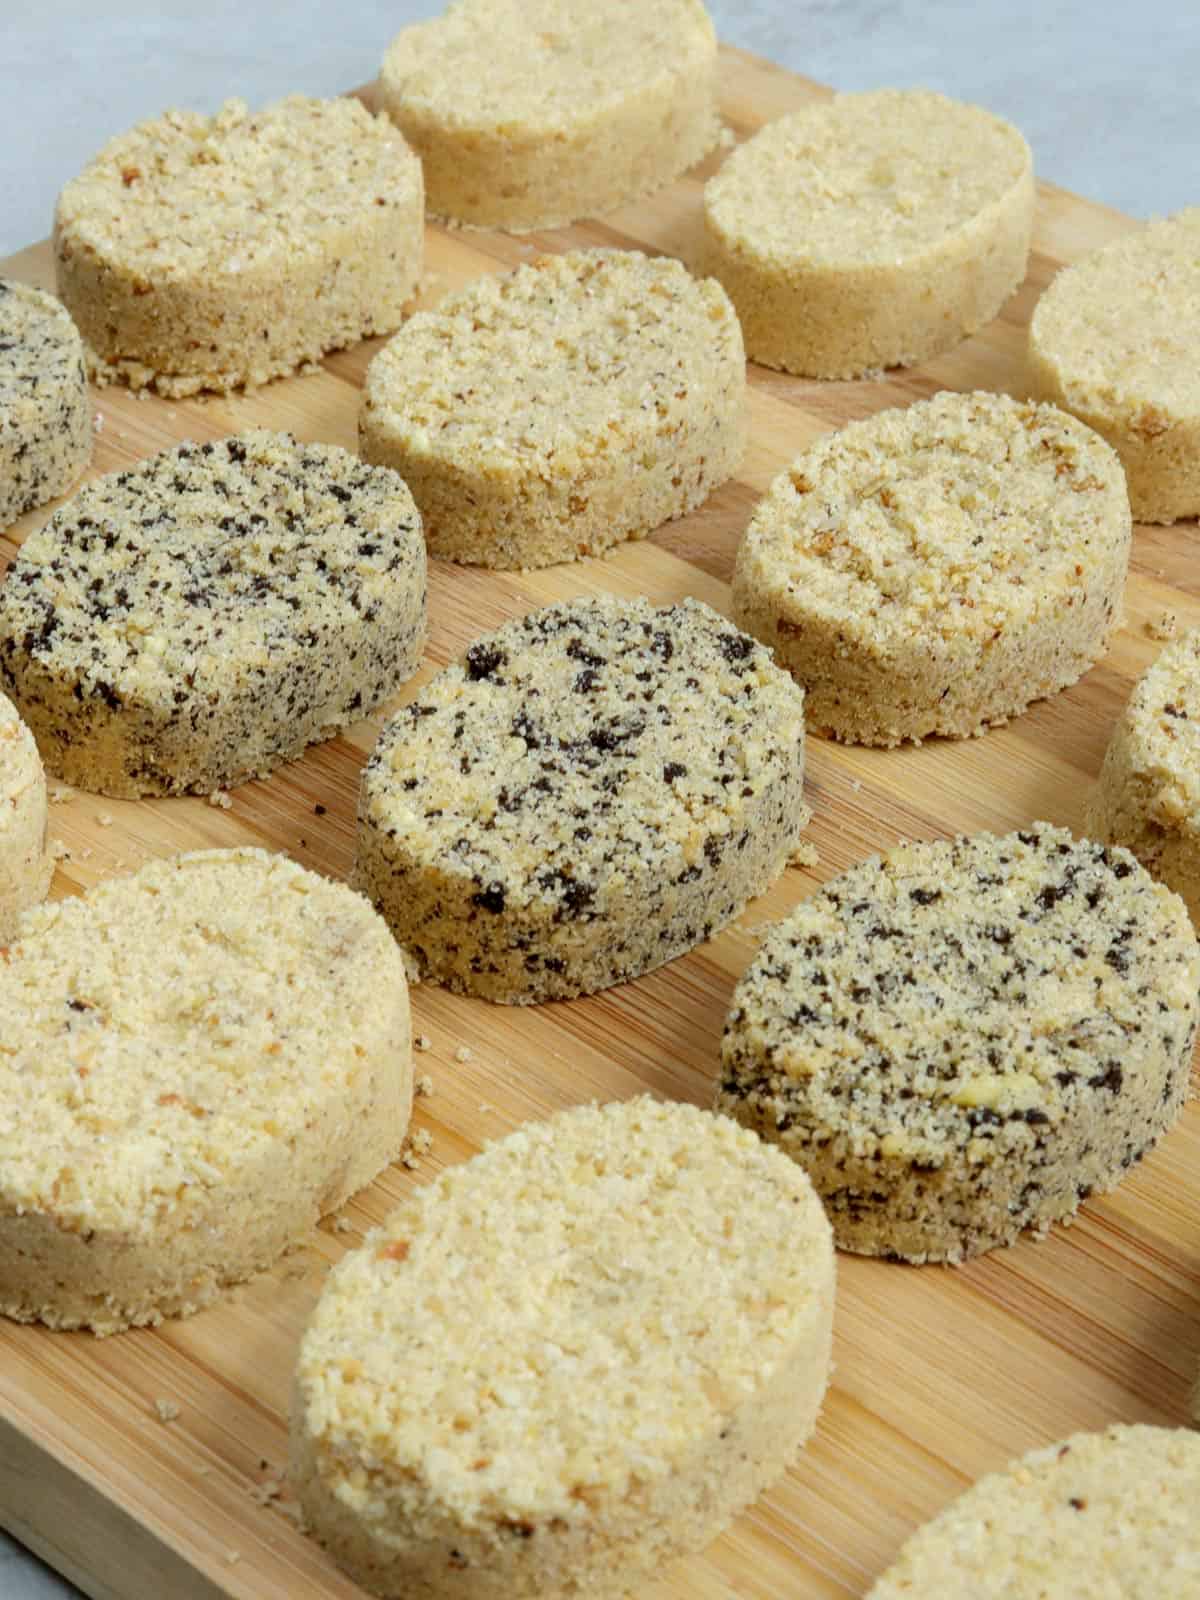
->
[379,0,720,230]
[717,825,1200,1263]
[867,1424,1200,1598]
[701,89,1034,378]
[360,249,745,569]
[1029,209,1200,524]
[0,278,92,530]
[732,391,1131,746]
[0,692,52,943]
[1087,626,1200,923]
[356,596,808,1002]
[54,96,423,397]
[0,430,427,797]
[0,848,412,1335]
[291,1097,834,1599]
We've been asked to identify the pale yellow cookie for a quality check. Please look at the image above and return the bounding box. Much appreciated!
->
[0,849,411,1335]
[732,391,1130,746]
[701,89,1034,377]
[292,1097,834,1599]
[1029,208,1200,523]
[55,96,423,397]
[0,279,92,530]
[0,692,52,943]
[379,0,719,230]
[718,825,1200,1263]
[1087,626,1200,922]
[360,248,745,569]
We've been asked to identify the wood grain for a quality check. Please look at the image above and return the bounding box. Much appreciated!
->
[2,45,1197,1600]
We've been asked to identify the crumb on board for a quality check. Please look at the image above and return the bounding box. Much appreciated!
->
[414,1033,432,1052]
[225,1550,242,1565]
[314,802,327,815]
[454,1044,474,1063]
[93,412,105,434]
[49,839,70,862]
[789,839,820,868]
[208,789,233,810]
[399,1128,434,1169]
[249,1473,285,1507]
[1146,610,1178,641]
[96,812,114,827]
[49,784,75,804]
[153,1398,181,1423]
[415,1073,434,1098]
[332,1215,355,1234]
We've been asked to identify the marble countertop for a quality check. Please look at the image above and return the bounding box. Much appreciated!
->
[1,1,1196,1595]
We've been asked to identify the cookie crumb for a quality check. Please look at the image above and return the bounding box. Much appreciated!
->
[96,812,114,827]
[415,1073,434,1098]
[414,1033,432,1052]
[453,1044,474,1063]
[208,789,233,810]
[1146,610,1178,641]
[49,784,75,804]
[789,840,820,868]
[153,1398,181,1423]
[332,1215,355,1234]
[224,1550,241,1565]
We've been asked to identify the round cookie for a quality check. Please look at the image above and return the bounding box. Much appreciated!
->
[1029,209,1200,524]
[732,391,1131,747]
[0,278,91,530]
[717,825,1200,1264]
[0,692,52,943]
[356,595,808,1003]
[700,90,1034,378]
[379,0,719,231]
[867,1424,1200,1598]
[359,248,745,570]
[1086,626,1200,923]
[0,848,412,1335]
[0,429,427,798]
[291,1097,835,1599]
[54,96,423,397]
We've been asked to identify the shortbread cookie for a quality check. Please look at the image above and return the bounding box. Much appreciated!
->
[292,1097,834,1599]
[718,825,1199,1263]
[360,249,745,569]
[54,96,423,397]
[0,693,52,942]
[0,849,411,1335]
[868,1424,1200,1598]
[0,278,91,529]
[1029,209,1200,524]
[356,596,807,1003]
[379,0,719,230]
[0,430,426,798]
[1087,627,1200,922]
[732,391,1130,746]
[700,90,1034,378]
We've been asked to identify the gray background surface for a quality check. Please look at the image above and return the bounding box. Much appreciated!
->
[1,0,1197,1594]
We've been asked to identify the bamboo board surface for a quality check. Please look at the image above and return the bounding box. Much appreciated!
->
[2,43,1199,1600]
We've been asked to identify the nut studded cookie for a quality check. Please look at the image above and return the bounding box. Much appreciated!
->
[360,249,745,569]
[0,430,426,797]
[868,1425,1200,1599]
[292,1098,834,1599]
[0,278,92,530]
[701,90,1033,378]
[0,692,52,943]
[0,849,412,1335]
[55,96,423,397]
[356,596,808,1003]
[1029,209,1200,524]
[1087,626,1200,923]
[717,826,1200,1263]
[733,392,1130,746]
[379,0,720,230]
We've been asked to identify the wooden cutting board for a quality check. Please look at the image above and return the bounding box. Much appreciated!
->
[2,44,1198,1600]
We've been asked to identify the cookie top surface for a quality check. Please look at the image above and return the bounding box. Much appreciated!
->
[868,1424,1200,1598]
[1114,626,1200,831]
[0,429,424,703]
[0,848,402,1232]
[361,595,805,914]
[0,691,42,836]
[0,278,86,422]
[723,825,1199,1167]
[1030,209,1200,422]
[382,0,716,133]
[55,96,421,282]
[362,249,742,475]
[297,1096,832,1521]
[704,90,1031,267]
[738,392,1128,641]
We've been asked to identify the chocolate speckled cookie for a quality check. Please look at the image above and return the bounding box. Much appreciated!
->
[0,430,426,797]
[356,596,808,1002]
[0,278,91,530]
[718,825,1200,1262]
